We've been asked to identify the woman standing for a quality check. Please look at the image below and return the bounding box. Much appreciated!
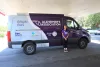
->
[62,25,69,52]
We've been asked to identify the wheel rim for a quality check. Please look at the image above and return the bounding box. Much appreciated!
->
[80,41,86,47]
[27,45,34,53]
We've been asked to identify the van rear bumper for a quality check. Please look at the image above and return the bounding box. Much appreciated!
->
[8,42,12,48]
[8,41,23,48]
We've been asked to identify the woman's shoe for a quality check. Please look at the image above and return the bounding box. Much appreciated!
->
[64,48,68,52]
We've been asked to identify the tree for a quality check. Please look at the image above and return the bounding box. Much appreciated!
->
[76,17,85,27]
[77,12,100,29]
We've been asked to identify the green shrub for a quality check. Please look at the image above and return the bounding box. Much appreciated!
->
[0,33,4,38]
[0,26,7,38]
[0,26,7,32]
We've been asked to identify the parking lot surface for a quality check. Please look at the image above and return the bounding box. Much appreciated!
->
[0,35,100,67]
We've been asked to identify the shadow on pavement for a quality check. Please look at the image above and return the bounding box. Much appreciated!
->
[0,42,100,55]
[0,42,100,67]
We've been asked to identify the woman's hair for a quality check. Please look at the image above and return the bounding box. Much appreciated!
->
[64,25,67,27]
[64,25,66,26]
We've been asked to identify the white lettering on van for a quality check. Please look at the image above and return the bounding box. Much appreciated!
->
[32,20,61,26]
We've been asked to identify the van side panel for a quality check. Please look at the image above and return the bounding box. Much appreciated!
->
[29,14,63,46]
[9,14,64,47]
[11,16,41,41]
[10,15,49,47]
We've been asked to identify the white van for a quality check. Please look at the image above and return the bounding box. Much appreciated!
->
[7,13,90,55]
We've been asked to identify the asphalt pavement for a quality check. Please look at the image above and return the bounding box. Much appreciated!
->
[0,34,100,67]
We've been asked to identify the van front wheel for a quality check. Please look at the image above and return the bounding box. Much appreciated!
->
[78,39,88,49]
[23,42,36,55]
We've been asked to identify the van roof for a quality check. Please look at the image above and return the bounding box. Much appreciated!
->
[64,16,74,20]
[12,13,74,20]
[29,13,74,19]
[29,13,64,17]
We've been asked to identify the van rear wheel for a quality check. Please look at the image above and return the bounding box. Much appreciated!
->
[78,38,88,49]
[23,42,36,55]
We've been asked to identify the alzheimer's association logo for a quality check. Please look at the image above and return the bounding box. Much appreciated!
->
[32,32,35,36]
[52,31,57,37]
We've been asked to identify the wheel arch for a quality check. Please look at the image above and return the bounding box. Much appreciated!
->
[79,36,89,43]
[22,40,36,47]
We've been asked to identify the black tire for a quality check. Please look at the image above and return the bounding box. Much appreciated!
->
[78,38,88,49]
[23,42,36,55]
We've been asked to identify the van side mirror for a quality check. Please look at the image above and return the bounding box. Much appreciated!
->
[75,26,81,30]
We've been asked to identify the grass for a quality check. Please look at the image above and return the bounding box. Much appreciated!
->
[0,33,4,37]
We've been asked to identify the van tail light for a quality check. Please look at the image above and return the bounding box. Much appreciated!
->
[7,31,11,42]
